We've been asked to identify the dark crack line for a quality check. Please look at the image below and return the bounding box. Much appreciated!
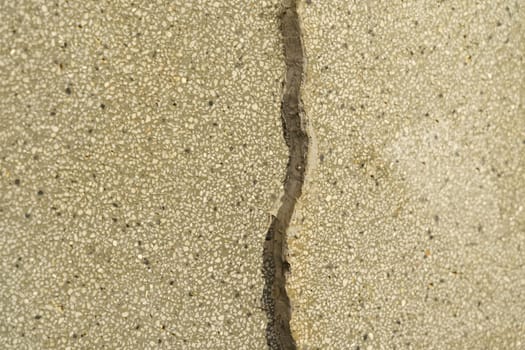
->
[262,1,308,349]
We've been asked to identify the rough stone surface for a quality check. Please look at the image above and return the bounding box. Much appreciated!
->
[1,0,524,349]
[288,1,524,349]
[0,1,286,349]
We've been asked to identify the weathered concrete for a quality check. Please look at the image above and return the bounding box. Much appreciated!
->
[1,1,524,349]
[263,1,308,349]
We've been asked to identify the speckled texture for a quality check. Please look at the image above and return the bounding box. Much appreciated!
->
[288,0,524,349]
[2,0,525,349]
[0,1,287,349]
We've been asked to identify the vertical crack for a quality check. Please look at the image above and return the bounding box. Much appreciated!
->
[262,1,308,349]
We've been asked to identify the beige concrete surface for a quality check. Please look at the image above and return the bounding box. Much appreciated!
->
[288,1,524,349]
[1,0,524,349]
[0,1,287,349]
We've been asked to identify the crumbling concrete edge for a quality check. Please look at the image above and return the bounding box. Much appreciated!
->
[262,0,309,349]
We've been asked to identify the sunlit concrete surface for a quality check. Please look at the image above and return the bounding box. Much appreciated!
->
[0,1,287,348]
[288,1,524,349]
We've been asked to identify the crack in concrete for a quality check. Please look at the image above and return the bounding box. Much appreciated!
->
[262,1,308,349]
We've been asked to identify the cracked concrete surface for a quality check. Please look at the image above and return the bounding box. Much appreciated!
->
[263,1,308,349]
[1,0,524,349]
